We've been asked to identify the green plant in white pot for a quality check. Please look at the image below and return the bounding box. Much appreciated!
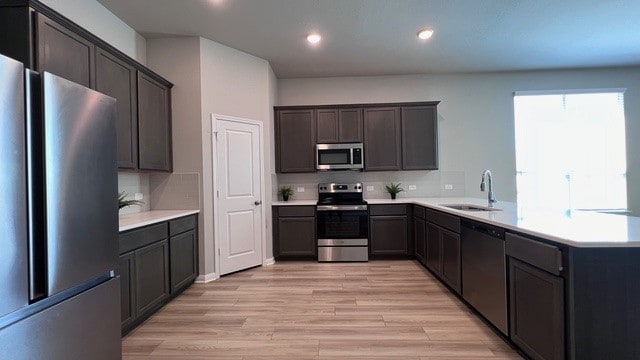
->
[278,186,294,201]
[385,183,404,200]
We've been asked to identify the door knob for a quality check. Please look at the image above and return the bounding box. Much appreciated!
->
[254,200,262,205]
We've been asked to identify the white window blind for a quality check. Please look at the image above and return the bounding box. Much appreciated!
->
[513,90,627,214]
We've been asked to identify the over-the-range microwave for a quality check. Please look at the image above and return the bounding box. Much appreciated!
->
[316,143,364,170]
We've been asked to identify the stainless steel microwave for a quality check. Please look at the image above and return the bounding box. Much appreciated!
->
[316,143,364,170]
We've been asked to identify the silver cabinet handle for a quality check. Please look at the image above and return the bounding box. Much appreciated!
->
[254,200,262,205]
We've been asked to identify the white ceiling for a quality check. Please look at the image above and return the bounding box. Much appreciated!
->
[97,0,640,79]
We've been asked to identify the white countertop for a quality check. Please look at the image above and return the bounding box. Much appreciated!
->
[274,197,640,248]
[272,200,318,206]
[119,210,200,232]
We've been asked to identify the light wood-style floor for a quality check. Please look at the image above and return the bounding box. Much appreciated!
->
[123,260,523,359]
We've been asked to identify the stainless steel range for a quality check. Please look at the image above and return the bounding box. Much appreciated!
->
[316,183,369,262]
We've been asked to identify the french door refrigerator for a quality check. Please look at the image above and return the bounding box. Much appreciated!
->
[0,53,121,359]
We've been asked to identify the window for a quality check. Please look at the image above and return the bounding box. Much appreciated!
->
[514,90,627,214]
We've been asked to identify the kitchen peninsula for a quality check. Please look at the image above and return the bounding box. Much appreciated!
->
[273,197,640,360]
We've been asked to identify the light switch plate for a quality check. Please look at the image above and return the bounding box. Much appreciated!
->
[408,185,417,191]
[444,184,453,190]
[297,187,305,193]
[366,186,374,191]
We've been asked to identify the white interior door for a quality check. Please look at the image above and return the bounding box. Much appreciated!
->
[216,117,263,275]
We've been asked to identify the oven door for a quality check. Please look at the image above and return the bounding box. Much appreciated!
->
[316,205,368,240]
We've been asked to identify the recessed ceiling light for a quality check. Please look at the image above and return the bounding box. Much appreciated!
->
[417,29,434,40]
[307,33,322,44]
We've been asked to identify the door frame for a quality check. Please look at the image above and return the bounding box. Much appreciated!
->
[211,114,267,276]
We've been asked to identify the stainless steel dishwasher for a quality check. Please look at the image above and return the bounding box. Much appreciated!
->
[461,220,508,335]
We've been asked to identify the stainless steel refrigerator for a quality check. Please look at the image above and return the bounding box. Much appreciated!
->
[0,53,121,359]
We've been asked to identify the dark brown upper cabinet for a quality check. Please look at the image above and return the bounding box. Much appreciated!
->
[138,71,172,172]
[316,108,363,143]
[364,107,402,171]
[401,106,438,170]
[95,47,138,169]
[274,102,438,173]
[275,109,316,173]
[316,109,338,143]
[0,1,174,173]
[36,12,94,88]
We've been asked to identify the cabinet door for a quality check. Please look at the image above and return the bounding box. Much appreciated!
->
[95,47,138,169]
[370,215,408,255]
[364,107,401,171]
[401,106,438,170]
[169,230,197,293]
[441,228,461,294]
[134,239,169,318]
[316,109,339,143]
[339,108,363,142]
[276,110,316,173]
[36,13,94,88]
[138,71,172,171]
[413,216,426,264]
[509,258,565,360]
[426,223,441,273]
[118,252,136,329]
[276,217,316,257]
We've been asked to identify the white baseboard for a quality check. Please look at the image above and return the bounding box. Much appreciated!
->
[263,257,275,266]
[195,272,219,283]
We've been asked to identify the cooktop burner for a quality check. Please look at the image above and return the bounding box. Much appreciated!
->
[317,183,366,206]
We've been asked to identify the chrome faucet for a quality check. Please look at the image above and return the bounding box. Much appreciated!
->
[480,170,496,208]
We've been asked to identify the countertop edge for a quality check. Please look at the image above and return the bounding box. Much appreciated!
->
[273,198,640,248]
[119,210,200,232]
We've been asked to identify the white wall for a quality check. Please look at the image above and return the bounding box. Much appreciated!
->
[278,67,640,215]
[199,37,276,274]
[41,0,146,64]
[142,36,276,279]
[145,37,206,274]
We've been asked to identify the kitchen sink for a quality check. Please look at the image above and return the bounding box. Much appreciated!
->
[441,204,502,212]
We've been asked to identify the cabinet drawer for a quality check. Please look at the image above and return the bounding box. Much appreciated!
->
[413,205,426,219]
[276,206,315,217]
[169,215,196,236]
[506,233,563,276]
[369,204,407,216]
[425,208,460,233]
[120,222,168,254]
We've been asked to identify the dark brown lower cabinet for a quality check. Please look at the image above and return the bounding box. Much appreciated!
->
[440,228,461,293]
[118,252,135,329]
[169,230,197,293]
[413,216,426,263]
[370,215,408,255]
[273,206,316,259]
[509,258,565,360]
[134,239,170,318]
[369,205,409,256]
[424,211,461,295]
[119,214,198,335]
[425,222,441,272]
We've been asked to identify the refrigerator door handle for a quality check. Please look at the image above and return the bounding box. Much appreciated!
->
[25,69,46,302]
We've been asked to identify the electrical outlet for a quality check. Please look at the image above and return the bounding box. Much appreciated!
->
[366,186,374,191]
[408,185,417,191]
[444,184,453,190]
[134,192,143,200]
[296,187,305,193]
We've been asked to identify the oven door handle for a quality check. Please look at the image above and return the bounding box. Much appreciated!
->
[317,205,368,211]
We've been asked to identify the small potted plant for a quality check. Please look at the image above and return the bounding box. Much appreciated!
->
[278,186,294,202]
[118,191,144,210]
[385,183,404,200]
